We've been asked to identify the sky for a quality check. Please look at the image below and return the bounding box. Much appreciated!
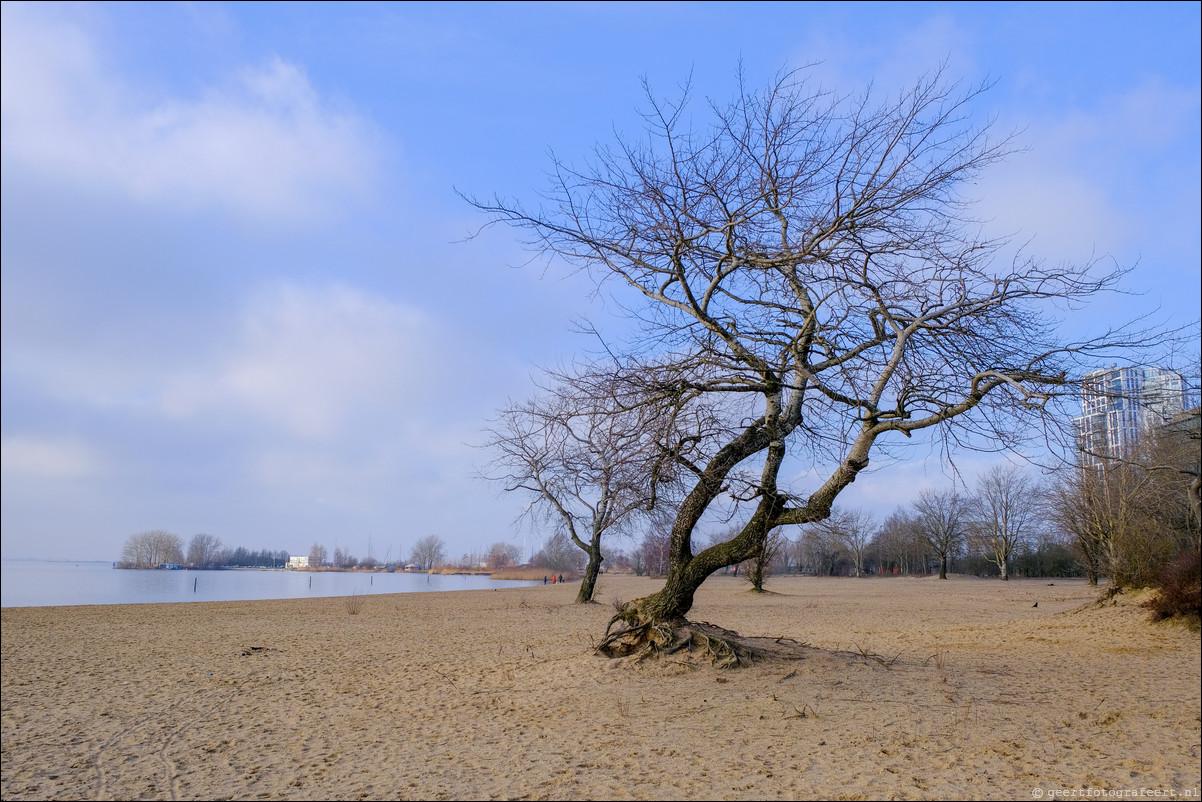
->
[2,1,1199,564]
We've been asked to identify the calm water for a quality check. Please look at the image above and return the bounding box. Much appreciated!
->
[0,560,541,608]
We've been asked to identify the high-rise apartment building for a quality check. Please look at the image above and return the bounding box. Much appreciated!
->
[1075,366,1187,467]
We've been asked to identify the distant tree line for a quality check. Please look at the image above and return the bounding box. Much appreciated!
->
[117,531,463,572]
[611,428,1197,603]
[304,533,588,575]
[304,534,450,571]
[116,531,291,569]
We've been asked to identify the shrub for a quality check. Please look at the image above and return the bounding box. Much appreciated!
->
[1145,548,1201,623]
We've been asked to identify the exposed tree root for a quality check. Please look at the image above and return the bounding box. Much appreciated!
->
[596,615,811,668]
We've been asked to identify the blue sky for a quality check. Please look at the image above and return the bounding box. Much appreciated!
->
[2,1,1199,563]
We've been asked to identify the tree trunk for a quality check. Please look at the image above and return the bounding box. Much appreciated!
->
[627,564,702,624]
[577,543,602,603]
[938,553,948,579]
[598,424,868,662]
[598,493,782,659]
[748,559,766,592]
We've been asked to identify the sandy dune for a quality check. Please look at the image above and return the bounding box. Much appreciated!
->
[2,574,1199,800]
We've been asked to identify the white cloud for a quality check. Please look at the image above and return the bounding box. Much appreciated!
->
[246,447,387,511]
[1,5,380,225]
[974,156,1125,265]
[786,11,976,98]
[976,77,1200,265]
[1,436,98,479]
[878,14,978,91]
[161,282,429,440]
[1104,77,1200,150]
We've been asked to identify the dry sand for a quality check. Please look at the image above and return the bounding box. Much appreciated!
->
[2,574,1199,801]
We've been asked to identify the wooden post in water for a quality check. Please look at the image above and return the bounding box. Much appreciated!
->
[193,577,197,593]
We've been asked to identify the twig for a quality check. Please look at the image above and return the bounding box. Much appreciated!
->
[432,668,459,693]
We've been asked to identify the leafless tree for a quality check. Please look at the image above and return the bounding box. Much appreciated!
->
[637,525,672,577]
[1114,413,1202,552]
[814,507,877,577]
[308,542,329,569]
[410,535,446,570]
[482,371,682,602]
[743,529,786,591]
[629,545,648,576]
[794,521,843,576]
[533,531,587,574]
[720,523,786,590]
[332,545,357,570]
[186,533,224,569]
[486,541,522,569]
[874,508,929,575]
[1146,417,1202,550]
[468,67,1170,661]
[1046,425,1199,587]
[913,488,969,580]
[119,530,184,569]
[969,465,1037,580]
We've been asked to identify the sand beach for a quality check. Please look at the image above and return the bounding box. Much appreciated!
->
[2,574,1199,800]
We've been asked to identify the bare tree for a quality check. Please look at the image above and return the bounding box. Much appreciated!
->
[629,545,648,576]
[332,545,357,570]
[533,531,586,575]
[793,520,841,576]
[486,541,522,569]
[913,488,969,580]
[969,465,1037,580]
[186,533,224,569]
[119,530,184,569]
[1140,419,1202,555]
[469,67,1166,661]
[308,542,329,569]
[410,535,446,570]
[744,529,786,591]
[482,372,679,602]
[874,508,928,575]
[606,549,635,574]
[721,523,786,590]
[1046,425,1199,587]
[637,525,672,577]
[814,507,876,577]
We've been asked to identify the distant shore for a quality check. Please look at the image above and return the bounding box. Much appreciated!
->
[2,574,1198,800]
[104,562,580,581]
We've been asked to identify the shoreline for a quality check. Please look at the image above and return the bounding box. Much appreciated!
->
[3,574,1198,800]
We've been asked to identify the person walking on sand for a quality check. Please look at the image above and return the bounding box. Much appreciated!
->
[543,575,547,585]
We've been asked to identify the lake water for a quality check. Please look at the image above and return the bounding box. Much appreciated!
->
[0,560,541,608]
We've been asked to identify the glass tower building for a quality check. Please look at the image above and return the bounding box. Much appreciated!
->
[1074,366,1187,467]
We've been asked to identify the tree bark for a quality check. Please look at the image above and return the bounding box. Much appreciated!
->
[577,540,603,603]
